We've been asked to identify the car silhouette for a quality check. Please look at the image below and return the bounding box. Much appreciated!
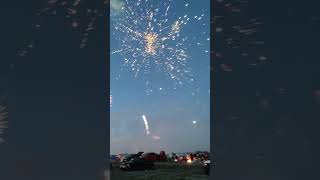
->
[120,152,155,171]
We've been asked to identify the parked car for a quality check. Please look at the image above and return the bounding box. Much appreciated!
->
[203,159,216,175]
[122,152,144,162]
[117,153,130,162]
[203,160,210,175]
[142,152,158,161]
[174,153,188,162]
[194,151,210,161]
[120,156,155,171]
[158,151,166,161]
[110,155,120,162]
[170,153,178,162]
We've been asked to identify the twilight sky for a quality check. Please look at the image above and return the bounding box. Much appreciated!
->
[110,0,210,154]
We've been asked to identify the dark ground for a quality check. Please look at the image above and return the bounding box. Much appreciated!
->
[110,162,209,180]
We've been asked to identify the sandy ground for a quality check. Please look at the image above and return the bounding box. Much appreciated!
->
[110,162,209,180]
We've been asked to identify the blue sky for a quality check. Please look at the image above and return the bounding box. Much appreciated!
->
[110,0,210,154]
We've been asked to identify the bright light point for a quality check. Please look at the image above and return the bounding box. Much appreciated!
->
[159,88,162,90]
[171,20,182,33]
[144,32,158,55]
[192,121,197,124]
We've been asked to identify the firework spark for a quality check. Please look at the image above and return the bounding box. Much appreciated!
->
[142,114,150,135]
[18,0,109,56]
[0,106,8,143]
[215,0,267,71]
[144,32,158,55]
[111,0,209,88]
[110,94,112,108]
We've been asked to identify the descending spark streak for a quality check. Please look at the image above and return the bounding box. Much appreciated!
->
[0,106,8,143]
[142,114,150,135]
[110,95,112,107]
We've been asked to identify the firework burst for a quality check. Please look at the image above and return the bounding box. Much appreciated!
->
[18,0,109,56]
[0,106,8,143]
[111,0,209,88]
[215,0,267,72]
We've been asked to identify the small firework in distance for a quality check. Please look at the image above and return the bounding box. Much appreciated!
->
[0,106,8,143]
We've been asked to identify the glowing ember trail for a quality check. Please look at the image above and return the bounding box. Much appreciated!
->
[142,114,150,135]
[110,94,112,108]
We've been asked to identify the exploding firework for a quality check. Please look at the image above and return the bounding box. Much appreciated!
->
[111,0,210,88]
[0,106,8,143]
